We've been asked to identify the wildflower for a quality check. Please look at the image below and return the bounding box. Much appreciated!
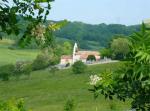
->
[90,75,102,85]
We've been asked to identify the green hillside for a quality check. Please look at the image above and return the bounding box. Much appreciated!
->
[0,41,130,111]
[55,22,140,49]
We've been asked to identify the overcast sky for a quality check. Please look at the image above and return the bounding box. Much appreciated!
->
[48,0,150,25]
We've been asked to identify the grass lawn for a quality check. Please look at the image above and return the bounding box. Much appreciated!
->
[0,39,38,66]
[0,63,130,111]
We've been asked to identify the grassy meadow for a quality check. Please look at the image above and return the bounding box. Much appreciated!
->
[0,39,38,66]
[0,40,130,111]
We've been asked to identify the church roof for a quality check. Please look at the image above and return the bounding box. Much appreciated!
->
[76,51,100,55]
[76,51,100,59]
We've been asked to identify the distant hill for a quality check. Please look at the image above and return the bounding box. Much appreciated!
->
[3,18,140,50]
[54,22,140,50]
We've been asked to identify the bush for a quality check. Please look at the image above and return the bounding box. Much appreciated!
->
[0,98,31,111]
[14,61,32,79]
[64,99,75,111]
[23,63,32,78]
[100,48,112,58]
[87,55,96,61]
[49,55,60,65]
[32,53,50,70]
[0,64,14,81]
[72,61,87,74]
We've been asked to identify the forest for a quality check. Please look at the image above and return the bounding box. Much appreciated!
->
[3,18,140,50]
[55,21,140,49]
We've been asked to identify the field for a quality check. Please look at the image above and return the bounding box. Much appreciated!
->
[0,39,38,66]
[0,40,130,111]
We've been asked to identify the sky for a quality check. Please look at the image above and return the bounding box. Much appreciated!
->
[48,0,150,25]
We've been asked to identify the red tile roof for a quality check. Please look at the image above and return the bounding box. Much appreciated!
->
[76,51,100,59]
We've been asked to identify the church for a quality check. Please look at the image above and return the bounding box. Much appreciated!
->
[60,43,100,65]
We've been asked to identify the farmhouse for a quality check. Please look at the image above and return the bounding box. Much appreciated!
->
[60,43,100,65]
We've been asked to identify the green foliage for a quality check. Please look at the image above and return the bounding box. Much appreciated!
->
[22,63,32,78]
[3,21,140,50]
[109,102,116,111]
[0,0,54,41]
[0,98,31,111]
[19,20,68,48]
[61,41,73,55]
[100,48,112,58]
[49,54,60,65]
[14,61,32,79]
[64,99,75,111]
[87,55,96,61]
[111,37,130,60]
[55,22,140,49]
[32,53,50,70]
[0,64,14,81]
[72,61,87,74]
[90,23,150,111]
[32,48,60,70]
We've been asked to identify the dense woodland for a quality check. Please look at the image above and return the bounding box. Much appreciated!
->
[3,18,140,50]
[55,22,140,49]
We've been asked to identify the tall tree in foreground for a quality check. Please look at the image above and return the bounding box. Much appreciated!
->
[0,0,53,36]
[89,23,150,111]
[0,0,67,47]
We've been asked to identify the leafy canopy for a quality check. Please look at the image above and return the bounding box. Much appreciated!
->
[0,0,67,47]
[89,23,150,111]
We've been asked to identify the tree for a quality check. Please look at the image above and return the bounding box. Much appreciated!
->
[55,22,140,49]
[111,37,130,60]
[87,55,96,61]
[72,61,87,74]
[0,0,53,39]
[32,51,50,70]
[89,23,150,111]
[62,41,73,55]
[0,0,67,47]
[100,48,112,58]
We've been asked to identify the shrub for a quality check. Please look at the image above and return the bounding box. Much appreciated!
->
[14,61,32,79]
[32,53,50,70]
[64,99,75,111]
[72,61,87,74]
[49,55,60,65]
[100,48,112,58]
[87,55,96,61]
[0,64,14,81]
[0,98,31,111]
[22,63,32,78]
